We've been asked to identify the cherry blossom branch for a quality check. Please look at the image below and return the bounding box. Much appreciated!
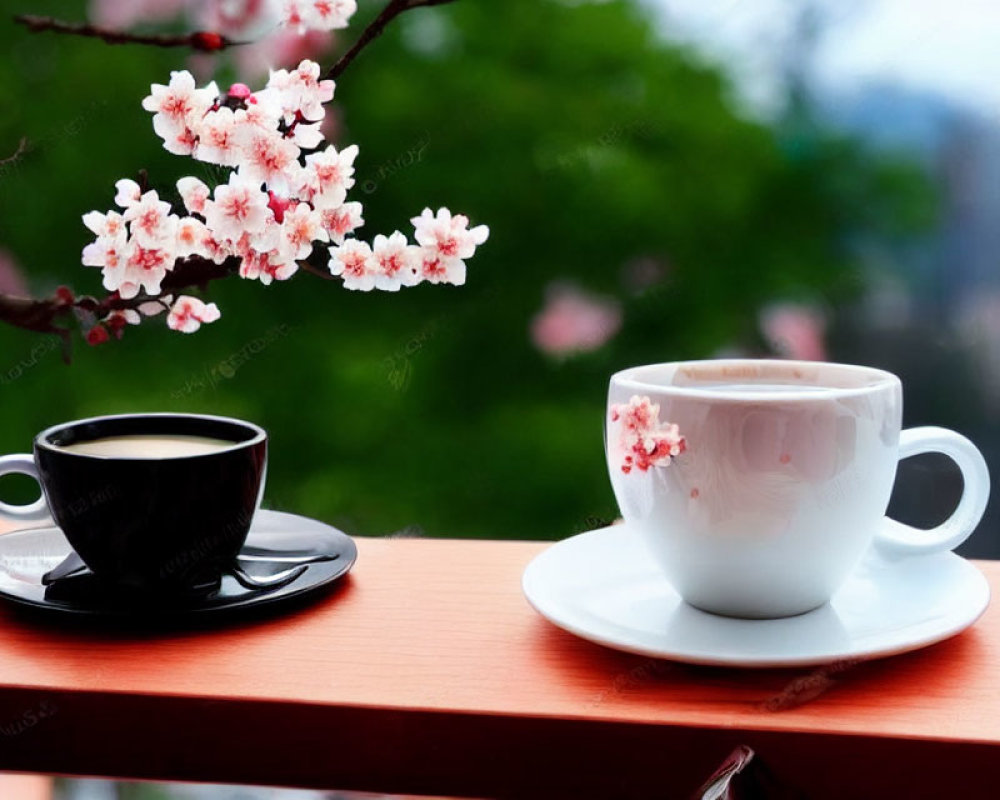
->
[13,14,237,52]
[0,0,483,353]
[0,256,234,353]
[325,0,458,80]
[298,261,338,281]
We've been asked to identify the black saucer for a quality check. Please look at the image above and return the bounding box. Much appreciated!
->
[0,510,357,618]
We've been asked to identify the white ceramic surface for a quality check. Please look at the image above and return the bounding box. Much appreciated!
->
[522,523,990,667]
[606,360,990,617]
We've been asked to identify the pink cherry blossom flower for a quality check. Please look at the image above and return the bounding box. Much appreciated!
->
[609,395,685,474]
[259,253,299,285]
[301,144,356,208]
[307,0,356,31]
[82,234,125,271]
[283,0,355,32]
[414,246,465,286]
[115,238,177,298]
[281,0,308,32]
[319,201,363,244]
[143,71,218,155]
[82,210,126,240]
[82,212,128,272]
[203,175,271,242]
[288,120,324,149]
[175,217,211,259]
[195,0,280,40]
[411,207,490,260]
[328,239,376,291]
[167,295,221,333]
[236,128,301,192]
[233,99,282,135]
[530,283,622,357]
[280,202,327,261]
[123,190,176,248]
[372,232,417,291]
[239,245,298,285]
[259,59,334,123]
[194,107,241,166]
[176,176,211,215]
[114,179,142,209]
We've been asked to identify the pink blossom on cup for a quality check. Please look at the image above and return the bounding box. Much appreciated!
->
[530,283,622,357]
[167,295,221,333]
[610,395,685,474]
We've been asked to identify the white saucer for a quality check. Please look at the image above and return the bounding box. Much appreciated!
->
[522,524,990,667]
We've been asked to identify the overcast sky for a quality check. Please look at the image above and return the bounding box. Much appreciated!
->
[650,0,1000,116]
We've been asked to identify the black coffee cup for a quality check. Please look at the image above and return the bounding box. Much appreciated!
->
[0,413,267,594]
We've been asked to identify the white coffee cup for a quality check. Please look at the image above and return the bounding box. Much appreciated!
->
[606,359,990,618]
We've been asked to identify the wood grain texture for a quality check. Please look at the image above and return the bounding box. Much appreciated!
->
[0,775,52,800]
[0,519,997,798]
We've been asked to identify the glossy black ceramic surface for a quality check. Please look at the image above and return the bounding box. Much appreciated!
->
[33,413,267,593]
[0,510,356,618]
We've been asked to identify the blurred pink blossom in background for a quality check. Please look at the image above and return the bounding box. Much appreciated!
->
[235,29,332,80]
[90,0,190,29]
[760,303,828,361]
[90,0,334,80]
[0,249,28,296]
[531,282,622,358]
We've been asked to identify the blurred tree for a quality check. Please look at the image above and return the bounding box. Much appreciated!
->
[0,0,932,539]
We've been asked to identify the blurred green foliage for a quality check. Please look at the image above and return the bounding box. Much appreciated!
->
[0,0,932,539]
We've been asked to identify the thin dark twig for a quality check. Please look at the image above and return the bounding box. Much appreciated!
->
[299,261,339,281]
[0,137,29,167]
[13,14,241,51]
[325,0,458,81]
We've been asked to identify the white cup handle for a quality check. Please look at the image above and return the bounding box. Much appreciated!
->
[875,427,990,557]
[0,454,50,523]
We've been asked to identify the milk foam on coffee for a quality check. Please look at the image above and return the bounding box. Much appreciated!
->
[60,434,235,458]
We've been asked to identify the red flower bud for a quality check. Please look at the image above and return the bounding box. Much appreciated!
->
[54,286,74,305]
[86,324,109,346]
[192,31,225,52]
[228,83,252,100]
[267,191,292,224]
[105,314,128,334]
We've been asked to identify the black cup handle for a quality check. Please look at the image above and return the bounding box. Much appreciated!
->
[0,454,50,523]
